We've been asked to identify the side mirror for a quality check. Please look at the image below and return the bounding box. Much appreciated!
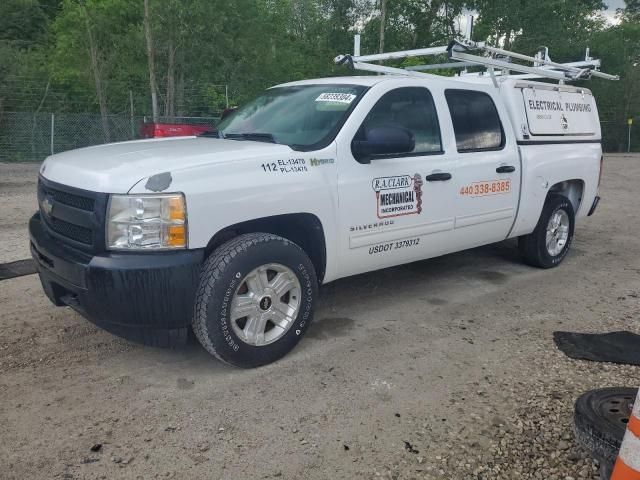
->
[352,125,415,163]
[220,106,238,121]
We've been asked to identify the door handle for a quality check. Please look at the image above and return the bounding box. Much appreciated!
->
[496,165,516,173]
[425,172,452,182]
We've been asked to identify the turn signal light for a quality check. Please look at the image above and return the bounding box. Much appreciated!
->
[167,225,186,247]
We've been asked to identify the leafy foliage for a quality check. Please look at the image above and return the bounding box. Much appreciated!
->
[0,0,638,150]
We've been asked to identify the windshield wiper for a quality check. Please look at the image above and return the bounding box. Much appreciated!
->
[198,130,220,137]
[223,132,276,144]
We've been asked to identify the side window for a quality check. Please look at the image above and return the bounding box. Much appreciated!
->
[353,87,442,162]
[445,89,504,152]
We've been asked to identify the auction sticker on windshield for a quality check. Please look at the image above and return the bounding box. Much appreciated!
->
[315,93,357,103]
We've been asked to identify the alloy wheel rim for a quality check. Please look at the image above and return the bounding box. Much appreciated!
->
[545,209,570,256]
[230,263,301,346]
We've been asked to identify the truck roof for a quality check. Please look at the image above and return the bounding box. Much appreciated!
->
[275,76,389,88]
[274,74,498,92]
[275,74,593,96]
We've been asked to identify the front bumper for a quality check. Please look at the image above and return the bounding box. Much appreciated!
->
[29,212,205,347]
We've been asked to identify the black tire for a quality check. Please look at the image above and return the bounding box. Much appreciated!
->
[519,193,575,268]
[192,233,317,368]
[573,387,636,475]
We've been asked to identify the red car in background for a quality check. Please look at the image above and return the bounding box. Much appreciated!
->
[139,122,213,138]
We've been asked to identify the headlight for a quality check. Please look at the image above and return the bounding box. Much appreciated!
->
[106,194,187,250]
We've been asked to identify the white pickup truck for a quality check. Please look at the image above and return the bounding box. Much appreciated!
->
[30,60,606,367]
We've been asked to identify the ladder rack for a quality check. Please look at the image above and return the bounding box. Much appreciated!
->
[334,33,619,84]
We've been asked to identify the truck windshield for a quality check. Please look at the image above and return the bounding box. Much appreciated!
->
[217,84,367,150]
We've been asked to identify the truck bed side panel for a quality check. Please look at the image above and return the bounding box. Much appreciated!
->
[509,142,601,238]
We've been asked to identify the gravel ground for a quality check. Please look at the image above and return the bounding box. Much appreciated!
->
[0,155,638,480]
[0,162,39,263]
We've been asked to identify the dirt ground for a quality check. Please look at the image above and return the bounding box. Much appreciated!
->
[0,162,38,264]
[0,155,639,480]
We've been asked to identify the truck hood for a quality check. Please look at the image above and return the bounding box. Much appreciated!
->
[40,136,293,193]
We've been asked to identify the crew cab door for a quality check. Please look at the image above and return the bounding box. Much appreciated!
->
[334,85,458,278]
[444,89,521,250]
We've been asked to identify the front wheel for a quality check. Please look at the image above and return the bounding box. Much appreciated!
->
[519,194,575,268]
[192,233,317,368]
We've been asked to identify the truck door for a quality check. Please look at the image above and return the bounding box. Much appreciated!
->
[335,86,459,278]
[444,89,521,250]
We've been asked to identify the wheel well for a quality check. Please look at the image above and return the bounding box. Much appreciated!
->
[549,179,584,214]
[205,213,327,282]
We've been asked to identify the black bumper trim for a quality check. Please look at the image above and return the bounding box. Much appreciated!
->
[588,196,600,216]
[30,213,204,347]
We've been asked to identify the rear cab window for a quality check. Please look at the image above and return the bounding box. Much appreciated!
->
[445,89,505,152]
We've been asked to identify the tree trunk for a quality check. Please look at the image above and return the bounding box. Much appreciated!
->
[31,80,50,159]
[165,40,176,119]
[143,0,159,122]
[82,4,110,142]
[421,0,441,46]
[176,67,184,117]
[378,0,387,54]
[503,29,513,50]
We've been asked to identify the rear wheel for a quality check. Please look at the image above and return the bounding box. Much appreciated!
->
[192,233,317,368]
[519,194,575,268]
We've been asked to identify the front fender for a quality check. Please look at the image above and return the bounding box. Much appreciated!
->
[129,144,341,281]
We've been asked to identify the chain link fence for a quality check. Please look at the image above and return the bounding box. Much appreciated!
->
[600,119,638,153]
[0,112,220,162]
[0,110,634,163]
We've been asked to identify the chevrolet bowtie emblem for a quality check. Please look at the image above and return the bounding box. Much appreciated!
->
[41,195,54,216]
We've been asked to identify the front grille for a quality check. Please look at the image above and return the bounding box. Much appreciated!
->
[49,217,93,245]
[38,176,108,252]
[41,185,95,211]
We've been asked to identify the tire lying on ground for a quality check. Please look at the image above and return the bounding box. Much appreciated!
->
[519,193,575,268]
[192,233,318,368]
[573,387,637,478]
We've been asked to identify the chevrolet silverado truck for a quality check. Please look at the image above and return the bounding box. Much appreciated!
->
[30,72,604,367]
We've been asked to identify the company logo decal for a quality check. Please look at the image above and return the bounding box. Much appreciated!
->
[309,157,335,167]
[372,174,423,219]
[560,114,569,130]
[526,100,592,113]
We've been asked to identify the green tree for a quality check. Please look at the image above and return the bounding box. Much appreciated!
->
[471,0,606,58]
[590,16,640,151]
[51,0,142,138]
[0,0,56,113]
[357,0,466,63]
[0,0,636,152]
